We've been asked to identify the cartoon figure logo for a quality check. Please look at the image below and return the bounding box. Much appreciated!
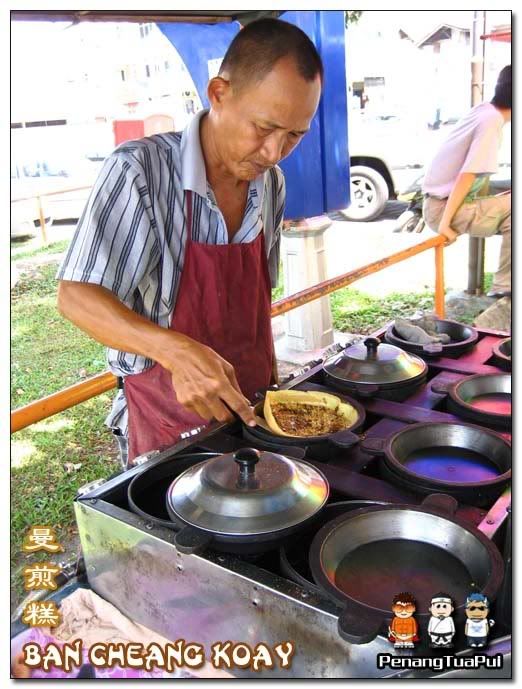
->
[428,593,456,648]
[388,593,419,649]
[464,593,495,648]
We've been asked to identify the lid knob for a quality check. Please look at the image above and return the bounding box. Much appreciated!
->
[364,337,380,358]
[234,448,261,484]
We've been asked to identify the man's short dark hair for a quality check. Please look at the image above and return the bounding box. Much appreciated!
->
[218,18,323,93]
[393,592,416,606]
[491,65,511,109]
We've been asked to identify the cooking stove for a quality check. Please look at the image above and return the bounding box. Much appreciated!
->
[75,325,511,678]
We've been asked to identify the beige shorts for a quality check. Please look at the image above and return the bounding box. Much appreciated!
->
[423,192,511,238]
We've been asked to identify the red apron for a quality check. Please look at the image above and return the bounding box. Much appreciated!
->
[124,190,273,462]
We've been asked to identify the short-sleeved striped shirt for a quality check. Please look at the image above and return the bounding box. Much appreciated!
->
[57,108,285,433]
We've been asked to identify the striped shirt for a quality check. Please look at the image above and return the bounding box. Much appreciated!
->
[57,109,285,433]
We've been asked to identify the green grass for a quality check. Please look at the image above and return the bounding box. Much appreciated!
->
[272,271,495,333]
[271,261,284,302]
[483,272,494,294]
[11,401,120,609]
[330,287,434,334]
[271,282,284,302]
[10,256,287,609]
[11,261,119,609]
[11,239,70,262]
[12,264,108,407]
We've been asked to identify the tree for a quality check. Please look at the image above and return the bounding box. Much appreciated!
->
[345,11,363,27]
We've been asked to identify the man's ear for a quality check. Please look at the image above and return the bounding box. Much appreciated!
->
[207,77,232,110]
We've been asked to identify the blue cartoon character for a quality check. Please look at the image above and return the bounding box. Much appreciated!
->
[464,593,495,648]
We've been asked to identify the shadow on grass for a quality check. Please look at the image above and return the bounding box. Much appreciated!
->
[11,394,120,610]
[12,264,107,408]
[11,395,119,541]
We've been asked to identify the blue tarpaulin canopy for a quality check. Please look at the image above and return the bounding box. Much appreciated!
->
[158,10,350,220]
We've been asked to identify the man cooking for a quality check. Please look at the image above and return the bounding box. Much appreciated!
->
[57,18,323,466]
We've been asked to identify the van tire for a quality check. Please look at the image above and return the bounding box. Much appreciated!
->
[342,165,389,222]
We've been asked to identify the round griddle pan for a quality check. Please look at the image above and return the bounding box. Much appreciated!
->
[279,500,387,593]
[385,319,478,359]
[360,421,511,507]
[243,383,365,459]
[432,374,511,429]
[309,494,504,645]
[491,337,511,371]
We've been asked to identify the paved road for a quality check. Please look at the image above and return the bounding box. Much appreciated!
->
[15,207,502,298]
[321,201,502,296]
[275,201,504,366]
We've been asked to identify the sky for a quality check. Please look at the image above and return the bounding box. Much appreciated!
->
[383,10,510,41]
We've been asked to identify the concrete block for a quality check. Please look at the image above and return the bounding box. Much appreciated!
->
[473,297,511,332]
[281,216,334,352]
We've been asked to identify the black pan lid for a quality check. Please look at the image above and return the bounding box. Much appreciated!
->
[323,337,427,387]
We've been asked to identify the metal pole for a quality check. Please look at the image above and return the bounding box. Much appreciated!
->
[36,195,48,245]
[434,243,445,317]
[271,235,445,317]
[467,11,486,294]
[11,371,118,433]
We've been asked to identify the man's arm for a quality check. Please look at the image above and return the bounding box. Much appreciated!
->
[436,172,476,243]
[57,150,255,427]
[57,281,255,426]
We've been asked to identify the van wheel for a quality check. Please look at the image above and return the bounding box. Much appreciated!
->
[342,165,389,222]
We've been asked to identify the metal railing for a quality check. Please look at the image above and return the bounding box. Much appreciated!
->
[11,234,446,433]
[12,185,92,244]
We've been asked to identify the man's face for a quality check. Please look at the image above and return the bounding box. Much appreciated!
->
[208,56,322,181]
[392,601,416,618]
[466,601,489,620]
[430,600,453,618]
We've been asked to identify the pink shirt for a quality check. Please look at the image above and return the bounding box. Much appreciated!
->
[423,103,504,198]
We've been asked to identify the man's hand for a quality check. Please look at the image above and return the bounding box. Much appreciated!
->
[435,171,476,245]
[165,336,257,427]
[57,282,257,427]
[437,222,459,245]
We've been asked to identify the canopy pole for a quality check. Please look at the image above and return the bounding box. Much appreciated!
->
[467,10,487,295]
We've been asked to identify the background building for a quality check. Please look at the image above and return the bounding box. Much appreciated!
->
[11,20,200,163]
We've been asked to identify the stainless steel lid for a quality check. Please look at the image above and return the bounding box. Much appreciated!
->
[166,448,329,536]
[323,337,427,386]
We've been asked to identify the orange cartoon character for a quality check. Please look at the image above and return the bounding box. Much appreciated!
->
[388,592,419,649]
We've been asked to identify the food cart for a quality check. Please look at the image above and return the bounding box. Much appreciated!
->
[11,9,511,679]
